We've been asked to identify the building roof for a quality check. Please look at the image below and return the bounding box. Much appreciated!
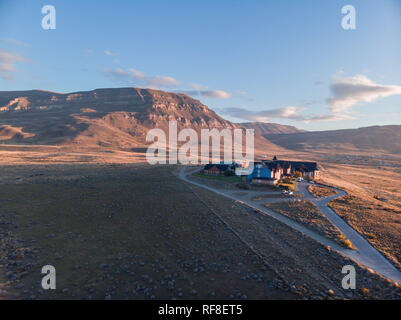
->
[264,161,283,171]
[204,164,230,171]
[263,160,318,172]
[290,161,318,172]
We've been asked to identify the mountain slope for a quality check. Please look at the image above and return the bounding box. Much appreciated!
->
[0,88,284,153]
[266,125,401,154]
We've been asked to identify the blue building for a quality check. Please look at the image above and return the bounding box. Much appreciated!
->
[247,163,275,183]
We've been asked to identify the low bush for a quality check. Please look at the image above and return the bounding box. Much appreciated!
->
[278,182,296,192]
[236,182,250,190]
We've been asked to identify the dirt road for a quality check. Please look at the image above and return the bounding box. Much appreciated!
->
[179,167,401,284]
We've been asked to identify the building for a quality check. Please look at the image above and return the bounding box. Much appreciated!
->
[250,177,279,186]
[203,164,231,176]
[265,156,320,179]
[290,161,319,178]
[246,157,320,183]
[247,162,281,185]
[264,161,287,179]
[234,161,254,176]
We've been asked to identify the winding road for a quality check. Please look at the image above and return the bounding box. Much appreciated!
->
[179,166,401,284]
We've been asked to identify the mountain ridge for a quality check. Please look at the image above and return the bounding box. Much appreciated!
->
[0,87,284,153]
[1,87,398,155]
[266,125,401,154]
[240,122,305,135]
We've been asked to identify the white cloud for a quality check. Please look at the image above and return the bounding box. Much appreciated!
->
[148,76,180,88]
[217,106,356,123]
[104,50,119,56]
[217,106,305,122]
[127,68,146,79]
[104,69,232,98]
[0,48,28,80]
[174,90,200,96]
[328,74,401,113]
[3,38,29,47]
[200,90,232,99]
[102,67,180,89]
[302,113,355,123]
[190,83,208,91]
[103,68,130,79]
[181,86,233,100]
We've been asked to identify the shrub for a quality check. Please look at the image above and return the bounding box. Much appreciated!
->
[338,236,355,250]
[236,182,250,190]
[278,182,296,192]
[292,171,303,178]
[224,170,235,176]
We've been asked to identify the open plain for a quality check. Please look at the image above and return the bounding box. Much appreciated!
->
[0,163,400,300]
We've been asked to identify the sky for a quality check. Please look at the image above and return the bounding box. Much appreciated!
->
[0,0,400,131]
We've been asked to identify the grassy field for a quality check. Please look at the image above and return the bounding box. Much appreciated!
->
[330,195,401,271]
[265,200,354,249]
[313,154,401,272]
[192,172,242,184]
[191,186,401,299]
[308,185,337,199]
[318,161,401,209]
[306,153,401,272]
[0,164,294,300]
[0,163,400,300]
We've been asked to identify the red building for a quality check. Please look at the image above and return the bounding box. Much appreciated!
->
[203,164,231,176]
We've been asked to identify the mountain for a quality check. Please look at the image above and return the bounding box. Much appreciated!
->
[266,125,401,155]
[240,122,305,135]
[0,88,284,153]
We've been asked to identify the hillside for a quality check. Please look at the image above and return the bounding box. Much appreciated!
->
[0,88,284,154]
[266,125,401,155]
[240,122,305,135]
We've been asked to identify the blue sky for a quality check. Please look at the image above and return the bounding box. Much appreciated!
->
[0,0,400,131]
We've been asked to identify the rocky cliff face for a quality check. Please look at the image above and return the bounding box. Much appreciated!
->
[0,88,233,126]
[0,88,275,151]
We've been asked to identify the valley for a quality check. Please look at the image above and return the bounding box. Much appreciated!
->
[0,164,400,300]
[0,87,400,300]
